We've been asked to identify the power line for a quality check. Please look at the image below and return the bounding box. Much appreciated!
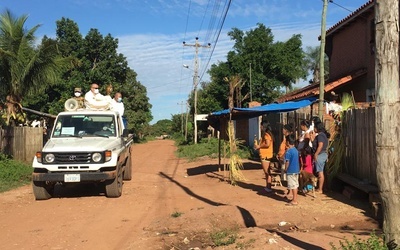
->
[199,0,232,82]
[183,0,192,40]
[199,0,227,80]
[197,0,212,38]
[328,0,354,13]
[147,76,192,90]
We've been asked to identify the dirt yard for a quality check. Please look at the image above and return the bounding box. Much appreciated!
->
[0,140,380,249]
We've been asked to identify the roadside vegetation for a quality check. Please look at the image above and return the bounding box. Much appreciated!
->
[175,137,251,161]
[330,231,389,250]
[0,154,32,193]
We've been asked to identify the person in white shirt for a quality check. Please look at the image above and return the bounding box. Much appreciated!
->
[111,92,127,129]
[84,83,112,109]
[111,92,125,116]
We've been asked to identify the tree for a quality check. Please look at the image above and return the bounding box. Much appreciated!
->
[303,46,329,84]
[206,23,307,110]
[120,69,152,134]
[54,18,152,135]
[170,113,184,135]
[0,10,72,125]
[375,0,400,247]
[150,119,173,136]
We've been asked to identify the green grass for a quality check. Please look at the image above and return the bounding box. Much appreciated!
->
[330,232,390,250]
[210,226,239,247]
[170,211,183,218]
[0,154,32,193]
[236,238,256,249]
[176,137,251,161]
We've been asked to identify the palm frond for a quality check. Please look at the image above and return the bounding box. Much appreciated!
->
[326,92,355,186]
[227,120,246,185]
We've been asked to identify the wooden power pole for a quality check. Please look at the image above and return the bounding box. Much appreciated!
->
[375,0,400,247]
[318,0,328,119]
[183,37,210,144]
[177,101,185,135]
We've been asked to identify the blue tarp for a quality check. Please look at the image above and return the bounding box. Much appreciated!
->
[208,97,317,119]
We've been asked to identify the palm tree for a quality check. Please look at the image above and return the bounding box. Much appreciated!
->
[0,9,73,125]
[303,46,329,84]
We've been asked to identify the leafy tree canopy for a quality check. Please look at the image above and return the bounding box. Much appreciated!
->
[204,23,308,111]
[0,12,152,135]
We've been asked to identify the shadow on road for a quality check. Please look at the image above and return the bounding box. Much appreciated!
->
[52,183,105,198]
[159,171,225,207]
[266,229,325,250]
[186,161,260,176]
[236,205,257,228]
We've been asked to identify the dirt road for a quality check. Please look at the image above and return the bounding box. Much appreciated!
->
[0,140,380,249]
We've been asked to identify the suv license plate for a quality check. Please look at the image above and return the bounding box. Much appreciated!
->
[64,174,81,182]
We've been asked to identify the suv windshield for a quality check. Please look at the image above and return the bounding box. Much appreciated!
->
[52,114,116,138]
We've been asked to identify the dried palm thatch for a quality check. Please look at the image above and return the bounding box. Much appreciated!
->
[326,92,355,184]
[226,120,246,185]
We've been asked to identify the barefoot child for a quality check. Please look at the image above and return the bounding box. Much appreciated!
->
[284,134,300,206]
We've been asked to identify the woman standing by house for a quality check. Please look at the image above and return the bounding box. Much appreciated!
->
[311,121,329,193]
[254,121,274,193]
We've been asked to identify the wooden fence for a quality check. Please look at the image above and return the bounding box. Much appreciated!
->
[342,108,377,185]
[0,127,43,163]
[277,107,377,186]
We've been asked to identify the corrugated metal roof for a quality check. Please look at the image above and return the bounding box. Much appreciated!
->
[208,97,317,119]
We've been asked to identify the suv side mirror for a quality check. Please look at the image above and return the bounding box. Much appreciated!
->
[122,129,129,137]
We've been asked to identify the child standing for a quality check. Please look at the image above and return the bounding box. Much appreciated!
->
[284,134,300,206]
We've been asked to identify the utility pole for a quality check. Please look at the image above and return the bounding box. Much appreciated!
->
[184,101,189,141]
[177,101,185,135]
[318,0,328,119]
[183,37,211,144]
[375,0,400,245]
[249,62,253,102]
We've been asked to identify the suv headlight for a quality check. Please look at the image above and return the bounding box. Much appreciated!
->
[92,152,102,162]
[44,153,55,163]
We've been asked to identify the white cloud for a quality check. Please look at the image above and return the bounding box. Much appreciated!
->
[117,19,324,123]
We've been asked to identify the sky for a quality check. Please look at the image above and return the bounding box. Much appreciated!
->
[2,0,370,124]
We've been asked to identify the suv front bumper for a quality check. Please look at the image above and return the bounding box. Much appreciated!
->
[32,170,116,182]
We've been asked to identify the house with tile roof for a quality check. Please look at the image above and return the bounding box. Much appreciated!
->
[277,0,375,104]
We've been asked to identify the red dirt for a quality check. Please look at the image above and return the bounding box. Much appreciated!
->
[0,140,380,249]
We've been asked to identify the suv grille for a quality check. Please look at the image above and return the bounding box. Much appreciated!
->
[51,152,92,164]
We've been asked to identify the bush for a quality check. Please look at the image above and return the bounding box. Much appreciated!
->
[0,154,32,192]
[330,232,389,250]
[176,138,251,161]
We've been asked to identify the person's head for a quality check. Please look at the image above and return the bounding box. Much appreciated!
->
[74,87,82,97]
[106,84,113,95]
[90,83,99,94]
[260,121,272,136]
[314,121,325,133]
[311,116,321,125]
[300,120,310,131]
[114,92,122,103]
[283,124,293,136]
[285,134,296,146]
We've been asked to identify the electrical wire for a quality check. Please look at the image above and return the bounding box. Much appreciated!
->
[328,0,354,13]
[199,0,232,82]
[177,0,193,103]
[197,0,212,38]
[181,0,232,92]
